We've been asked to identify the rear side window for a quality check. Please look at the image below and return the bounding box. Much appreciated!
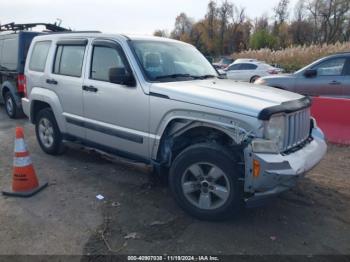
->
[240,63,258,70]
[90,46,126,82]
[53,45,85,77]
[1,37,19,71]
[29,41,51,72]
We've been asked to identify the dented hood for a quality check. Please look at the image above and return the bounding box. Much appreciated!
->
[150,78,304,118]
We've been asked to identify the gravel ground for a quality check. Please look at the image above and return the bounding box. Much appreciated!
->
[0,106,349,256]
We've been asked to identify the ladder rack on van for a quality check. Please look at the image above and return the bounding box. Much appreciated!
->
[0,22,71,32]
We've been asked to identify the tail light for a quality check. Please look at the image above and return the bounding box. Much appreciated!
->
[267,69,278,74]
[17,74,27,97]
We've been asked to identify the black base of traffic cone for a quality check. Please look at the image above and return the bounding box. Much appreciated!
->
[2,182,48,198]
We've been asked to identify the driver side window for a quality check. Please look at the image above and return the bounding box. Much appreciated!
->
[90,46,126,82]
[313,58,346,76]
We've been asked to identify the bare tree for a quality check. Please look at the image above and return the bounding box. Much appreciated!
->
[274,0,290,24]
[289,0,313,45]
[306,0,350,44]
[321,0,350,43]
[294,0,306,21]
[254,14,269,32]
[226,7,247,53]
[153,30,169,37]
[205,1,218,40]
[164,0,350,56]
[218,0,234,53]
[171,13,193,40]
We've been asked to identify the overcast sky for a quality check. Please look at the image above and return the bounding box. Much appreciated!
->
[1,0,299,35]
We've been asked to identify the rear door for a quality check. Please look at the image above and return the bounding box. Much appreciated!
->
[240,63,258,81]
[26,40,52,103]
[47,39,88,138]
[296,57,346,97]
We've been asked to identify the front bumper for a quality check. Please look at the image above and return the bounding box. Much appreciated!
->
[245,127,327,207]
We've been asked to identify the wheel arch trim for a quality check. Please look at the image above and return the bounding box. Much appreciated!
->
[151,110,255,161]
[29,87,66,133]
[1,81,20,106]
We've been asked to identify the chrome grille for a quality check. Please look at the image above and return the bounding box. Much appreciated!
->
[283,108,311,151]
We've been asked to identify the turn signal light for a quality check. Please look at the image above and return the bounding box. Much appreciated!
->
[253,159,260,177]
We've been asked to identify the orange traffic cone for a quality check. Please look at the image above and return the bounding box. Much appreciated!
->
[2,127,48,197]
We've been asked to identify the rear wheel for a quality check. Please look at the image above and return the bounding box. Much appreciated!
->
[250,75,260,83]
[35,108,64,155]
[169,143,242,221]
[4,92,17,118]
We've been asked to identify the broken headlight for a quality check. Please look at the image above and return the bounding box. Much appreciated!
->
[252,114,286,153]
[264,114,286,152]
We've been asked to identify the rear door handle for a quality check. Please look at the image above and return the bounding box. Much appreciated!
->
[46,79,58,85]
[329,80,341,85]
[82,85,98,93]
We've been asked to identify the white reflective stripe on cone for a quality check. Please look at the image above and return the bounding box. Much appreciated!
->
[14,156,32,167]
[14,139,28,153]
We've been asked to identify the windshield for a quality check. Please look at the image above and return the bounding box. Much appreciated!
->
[130,40,218,82]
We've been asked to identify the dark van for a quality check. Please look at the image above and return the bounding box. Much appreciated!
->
[0,23,69,118]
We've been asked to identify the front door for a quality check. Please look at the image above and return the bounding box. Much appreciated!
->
[226,63,242,81]
[82,39,149,160]
[296,57,347,97]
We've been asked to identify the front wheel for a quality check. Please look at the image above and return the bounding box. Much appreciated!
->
[169,143,242,221]
[35,108,64,155]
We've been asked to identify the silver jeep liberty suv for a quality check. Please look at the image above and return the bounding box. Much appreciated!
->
[22,33,327,220]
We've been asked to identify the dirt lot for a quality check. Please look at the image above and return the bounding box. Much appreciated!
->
[0,106,350,256]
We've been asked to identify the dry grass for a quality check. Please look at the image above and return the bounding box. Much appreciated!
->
[232,42,350,72]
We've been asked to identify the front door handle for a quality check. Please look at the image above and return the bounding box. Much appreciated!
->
[329,80,341,85]
[82,85,98,93]
[46,79,58,85]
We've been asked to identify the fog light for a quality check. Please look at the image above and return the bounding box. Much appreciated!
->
[253,159,260,177]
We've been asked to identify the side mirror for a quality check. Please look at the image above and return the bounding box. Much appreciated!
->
[109,67,136,86]
[304,69,317,78]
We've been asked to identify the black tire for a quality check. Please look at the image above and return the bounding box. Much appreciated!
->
[250,75,260,83]
[4,92,18,118]
[35,108,64,155]
[169,143,242,221]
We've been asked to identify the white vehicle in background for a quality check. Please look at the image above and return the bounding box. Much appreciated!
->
[222,60,283,83]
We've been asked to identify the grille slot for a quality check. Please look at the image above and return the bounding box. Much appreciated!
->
[283,108,310,151]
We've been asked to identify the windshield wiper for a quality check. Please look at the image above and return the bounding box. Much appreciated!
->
[154,74,192,80]
[154,74,217,81]
[192,74,216,79]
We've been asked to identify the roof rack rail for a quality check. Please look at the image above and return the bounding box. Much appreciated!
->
[0,22,71,32]
[53,31,101,34]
